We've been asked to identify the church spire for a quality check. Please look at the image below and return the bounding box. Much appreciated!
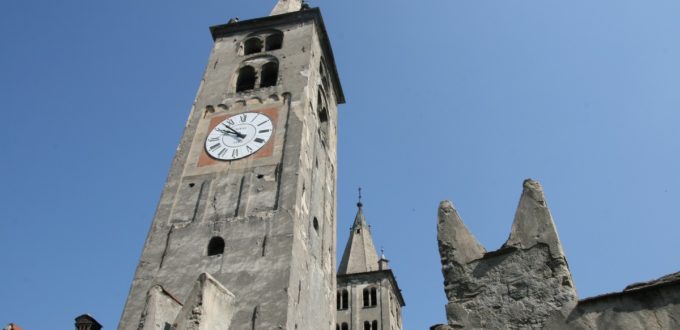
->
[270,0,303,16]
[338,189,381,275]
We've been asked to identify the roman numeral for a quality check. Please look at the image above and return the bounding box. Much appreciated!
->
[257,121,268,126]
[226,119,235,125]
[254,138,265,143]
[209,143,221,151]
[232,149,239,157]
[218,148,228,157]
[250,113,260,122]
[240,114,247,122]
[246,145,254,153]
[208,137,220,142]
[258,129,270,134]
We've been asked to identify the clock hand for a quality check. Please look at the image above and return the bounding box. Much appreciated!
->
[221,123,246,138]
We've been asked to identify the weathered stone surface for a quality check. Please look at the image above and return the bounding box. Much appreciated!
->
[119,7,343,330]
[270,0,302,16]
[503,179,566,259]
[137,285,182,330]
[435,179,680,329]
[437,200,485,265]
[565,271,680,329]
[172,273,236,330]
[437,179,577,329]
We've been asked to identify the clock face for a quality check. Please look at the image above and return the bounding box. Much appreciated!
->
[205,112,274,160]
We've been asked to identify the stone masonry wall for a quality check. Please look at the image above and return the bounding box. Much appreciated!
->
[433,179,680,330]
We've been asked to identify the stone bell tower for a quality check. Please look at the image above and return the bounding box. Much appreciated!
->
[118,1,344,329]
[336,198,405,330]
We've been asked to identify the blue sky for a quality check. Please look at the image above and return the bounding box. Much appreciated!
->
[1,0,679,329]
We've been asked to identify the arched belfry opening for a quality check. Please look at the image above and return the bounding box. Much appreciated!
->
[265,31,284,51]
[243,37,263,55]
[207,237,225,256]
[260,61,279,88]
[236,66,257,92]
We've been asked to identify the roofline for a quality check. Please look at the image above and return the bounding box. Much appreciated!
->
[337,269,406,307]
[578,275,680,305]
[209,8,345,104]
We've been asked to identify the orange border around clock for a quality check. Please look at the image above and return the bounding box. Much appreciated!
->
[197,107,279,167]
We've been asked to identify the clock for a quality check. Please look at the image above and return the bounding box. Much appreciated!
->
[205,112,274,160]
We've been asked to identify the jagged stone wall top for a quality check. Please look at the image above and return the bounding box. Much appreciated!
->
[434,179,680,329]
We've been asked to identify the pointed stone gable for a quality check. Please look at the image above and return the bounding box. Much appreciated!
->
[503,179,566,259]
[437,200,485,265]
[338,204,381,275]
[270,0,302,16]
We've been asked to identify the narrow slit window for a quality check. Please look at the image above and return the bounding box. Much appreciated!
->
[260,62,279,88]
[243,38,263,55]
[372,320,378,330]
[236,66,256,92]
[341,323,348,330]
[370,287,377,306]
[363,288,370,307]
[207,237,225,256]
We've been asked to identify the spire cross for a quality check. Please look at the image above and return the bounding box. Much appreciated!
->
[357,187,363,208]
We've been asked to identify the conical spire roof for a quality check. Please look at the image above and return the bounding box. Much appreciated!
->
[338,201,381,275]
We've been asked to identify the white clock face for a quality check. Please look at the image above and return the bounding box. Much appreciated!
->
[205,112,273,160]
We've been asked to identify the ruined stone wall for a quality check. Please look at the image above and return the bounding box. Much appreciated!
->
[433,179,680,329]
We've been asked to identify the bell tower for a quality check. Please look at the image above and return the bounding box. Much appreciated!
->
[118,1,344,329]
[336,198,406,330]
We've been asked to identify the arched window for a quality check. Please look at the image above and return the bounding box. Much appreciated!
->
[236,66,256,92]
[265,32,284,51]
[363,287,377,307]
[260,62,279,88]
[207,237,225,256]
[372,320,378,330]
[341,323,349,330]
[243,38,263,55]
[336,325,340,330]
[337,289,349,310]
[364,321,371,330]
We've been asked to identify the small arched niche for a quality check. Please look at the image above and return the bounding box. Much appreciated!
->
[313,217,319,233]
[207,237,225,256]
